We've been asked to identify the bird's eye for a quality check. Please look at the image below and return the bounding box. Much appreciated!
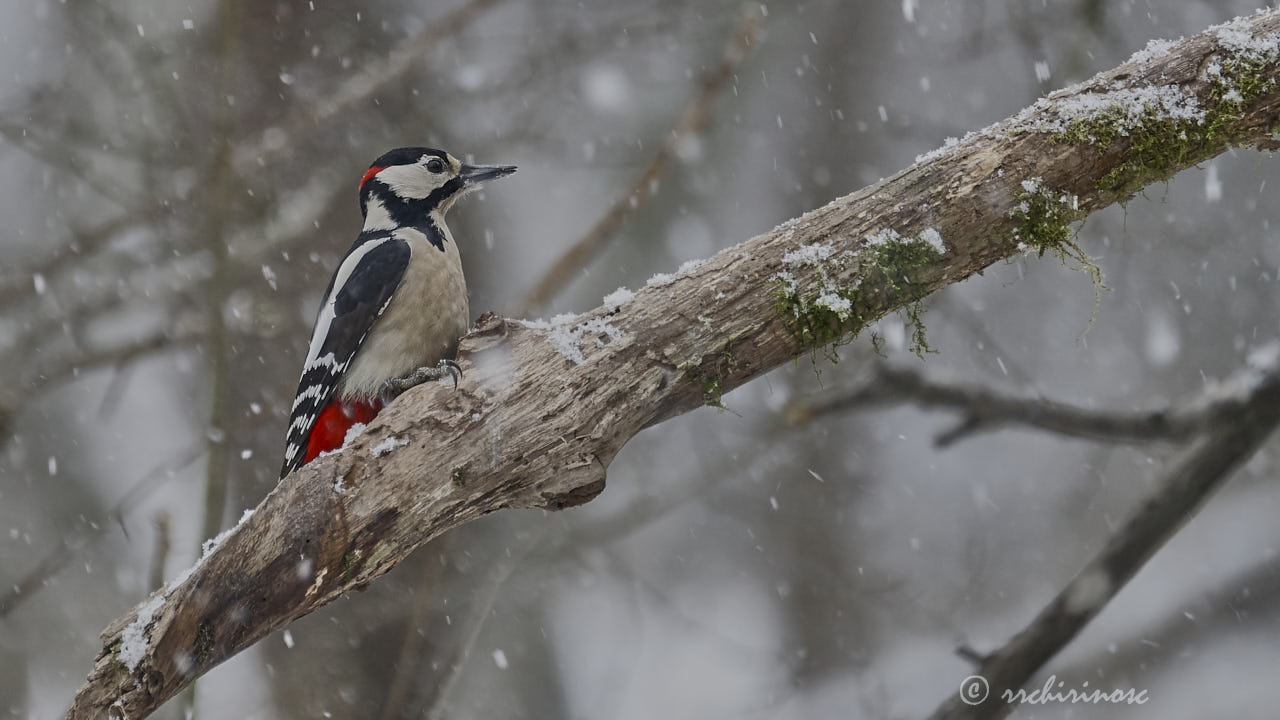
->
[426,158,445,174]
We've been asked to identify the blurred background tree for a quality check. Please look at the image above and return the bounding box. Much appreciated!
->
[2,1,1279,718]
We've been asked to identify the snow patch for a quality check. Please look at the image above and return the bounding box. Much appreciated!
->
[865,228,903,247]
[1041,85,1204,136]
[522,313,629,365]
[646,258,704,289]
[676,258,705,275]
[1215,21,1280,64]
[866,227,946,253]
[318,422,367,462]
[918,228,945,253]
[1127,37,1180,66]
[200,508,256,560]
[343,422,366,446]
[119,593,166,672]
[1193,341,1280,409]
[777,244,837,294]
[774,269,797,294]
[370,435,409,458]
[118,505,261,673]
[781,243,834,265]
[915,134,968,164]
[813,291,852,318]
[776,228,942,299]
[603,286,635,310]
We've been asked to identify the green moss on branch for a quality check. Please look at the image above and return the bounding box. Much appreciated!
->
[1050,41,1277,196]
[775,230,944,360]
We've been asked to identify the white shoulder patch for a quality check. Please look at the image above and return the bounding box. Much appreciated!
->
[302,238,393,374]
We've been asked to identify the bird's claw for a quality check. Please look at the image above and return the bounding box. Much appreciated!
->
[378,359,463,404]
[440,359,462,388]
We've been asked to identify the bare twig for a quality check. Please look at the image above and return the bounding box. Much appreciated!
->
[148,514,171,593]
[377,547,451,720]
[0,330,201,441]
[0,444,204,619]
[515,7,763,315]
[928,300,1036,386]
[23,331,201,393]
[0,118,141,209]
[786,361,1252,447]
[232,0,510,171]
[0,540,76,620]
[925,355,1280,720]
[424,528,547,720]
[0,214,140,309]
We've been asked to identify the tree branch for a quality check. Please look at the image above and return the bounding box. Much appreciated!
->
[65,11,1280,719]
[786,360,1253,447]
[925,350,1280,720]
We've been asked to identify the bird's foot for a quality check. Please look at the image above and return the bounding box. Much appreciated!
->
[378,359,462,404]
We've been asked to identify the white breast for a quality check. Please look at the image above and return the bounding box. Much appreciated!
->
[338,222,469,400]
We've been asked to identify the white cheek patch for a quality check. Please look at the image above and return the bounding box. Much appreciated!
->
[377,164,448,199]
[363,197,395,231]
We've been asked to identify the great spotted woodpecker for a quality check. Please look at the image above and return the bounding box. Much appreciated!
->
[279,147,516,479]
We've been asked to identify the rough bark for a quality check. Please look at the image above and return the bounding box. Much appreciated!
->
[67,10,1280,719]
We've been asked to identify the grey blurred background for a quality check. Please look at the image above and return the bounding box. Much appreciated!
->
[2,1,1279,718]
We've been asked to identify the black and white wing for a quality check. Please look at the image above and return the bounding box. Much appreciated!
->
[279,234,410,478]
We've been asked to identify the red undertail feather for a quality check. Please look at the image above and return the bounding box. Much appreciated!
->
[303,399,383,466]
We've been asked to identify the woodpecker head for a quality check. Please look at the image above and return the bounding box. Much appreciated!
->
[358,147,516,228]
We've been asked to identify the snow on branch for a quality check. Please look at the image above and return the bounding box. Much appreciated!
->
[66,9,1280,719]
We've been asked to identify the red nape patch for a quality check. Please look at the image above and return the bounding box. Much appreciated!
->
[359,165,386,191]
[302,399,384,466]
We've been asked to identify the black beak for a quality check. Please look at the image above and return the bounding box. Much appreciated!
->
[459,163,517,184]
